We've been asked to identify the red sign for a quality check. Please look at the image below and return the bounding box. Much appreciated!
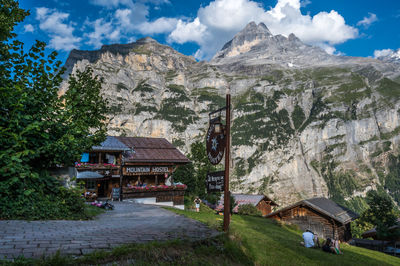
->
[206,123,226,165]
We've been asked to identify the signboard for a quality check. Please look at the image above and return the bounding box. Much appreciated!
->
[206,123,226,165]
[123,166,171,175]
[206,171,224,192]
[112,187,120,200]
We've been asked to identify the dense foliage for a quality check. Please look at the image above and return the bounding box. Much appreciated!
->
[173,140,219,198]
[0,0,109,219]
[351,190,399,239]
[237,203,262,217]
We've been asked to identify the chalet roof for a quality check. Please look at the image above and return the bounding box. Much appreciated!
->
[265,197,359,224]
[115,136,190,164]
[232,194,278,213]
[216,194,278,213]
[232,194,278,206]
[92,136,130,151]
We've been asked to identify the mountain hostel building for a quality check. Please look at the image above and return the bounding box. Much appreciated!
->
[75,136,190,208]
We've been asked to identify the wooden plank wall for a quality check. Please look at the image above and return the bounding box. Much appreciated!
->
[123,190,185,205]
[268,205,351,241]
[257,201,272,216]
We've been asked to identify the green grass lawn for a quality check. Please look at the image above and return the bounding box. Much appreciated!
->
[3,206,399,265]
[168,207,400,266]
[83,204,106,219]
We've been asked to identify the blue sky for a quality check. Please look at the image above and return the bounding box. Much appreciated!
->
[16,0,400,63]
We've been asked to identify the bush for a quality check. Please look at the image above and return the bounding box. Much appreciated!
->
[0,173,88,220]
[205,192,221,205]
[237,204,262,217]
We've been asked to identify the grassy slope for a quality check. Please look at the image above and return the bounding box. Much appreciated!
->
[3,207,399,265]
[169,208,400,266]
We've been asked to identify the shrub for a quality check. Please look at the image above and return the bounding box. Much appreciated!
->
[0,173,88,220]
[237,204,262,217]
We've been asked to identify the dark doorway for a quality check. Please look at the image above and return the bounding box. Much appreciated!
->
[97,180,109,197]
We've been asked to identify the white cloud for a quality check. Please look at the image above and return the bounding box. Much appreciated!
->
[197,0,264,31]
[374,48,394,58]
[24,24,34,33]
[317,43,336,55]
[168,0,358,60]
[85,18,120,48]
[35,7,81,51]
[168,18,207,44]
[115,9,132,26]
[137,17,178,35]
[114,5,175,35]
[48,35,81,51]
[77,2,175,48]
[300,0,311,8]
[357,13,378,28]
[36,7,49,20]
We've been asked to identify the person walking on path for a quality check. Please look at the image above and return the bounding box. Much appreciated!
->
[194,197,202,212]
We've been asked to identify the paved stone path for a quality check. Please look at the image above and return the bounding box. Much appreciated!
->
[0,202,219,260]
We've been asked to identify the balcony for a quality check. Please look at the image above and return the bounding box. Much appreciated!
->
[122,185,187,206]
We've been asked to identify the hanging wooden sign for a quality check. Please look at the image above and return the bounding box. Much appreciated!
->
[206,120,226,165]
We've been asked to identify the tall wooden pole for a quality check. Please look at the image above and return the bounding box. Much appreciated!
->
[223,92,231,232]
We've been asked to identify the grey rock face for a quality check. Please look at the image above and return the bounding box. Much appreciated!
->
[62,23,400,209]
[376,48,400,65]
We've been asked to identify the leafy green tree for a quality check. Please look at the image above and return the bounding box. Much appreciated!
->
[173,140,220,198]
[0,0,109,219]
[351,217,374,239]
[238,203,262,216]
[173,162,196,194]
[363,190,399,239]
[352,190,399,239]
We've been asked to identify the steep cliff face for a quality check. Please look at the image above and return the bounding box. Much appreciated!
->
[63,23,400,211]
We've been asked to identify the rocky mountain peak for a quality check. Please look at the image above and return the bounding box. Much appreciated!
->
[136,36,158,44]
[242,21,272,36]
[218,22,273,53]
[376,48,400,65]
[288,33,301,43]
[211,22,347,68]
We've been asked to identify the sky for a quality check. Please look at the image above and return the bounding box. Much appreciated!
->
[16,0,400,63]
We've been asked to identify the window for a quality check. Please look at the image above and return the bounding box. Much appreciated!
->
[89,153,100,163]
[86,180,96,190]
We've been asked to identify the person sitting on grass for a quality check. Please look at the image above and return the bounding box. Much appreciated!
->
[322,238,343,254]
[301,229,320,248]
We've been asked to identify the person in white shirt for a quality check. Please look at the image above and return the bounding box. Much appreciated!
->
[301,229,320,248]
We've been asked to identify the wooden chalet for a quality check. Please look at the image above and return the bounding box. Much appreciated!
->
[75,136,190,207]
[362,219,400,240]
[216,194,278,216]
[265,197,359,242]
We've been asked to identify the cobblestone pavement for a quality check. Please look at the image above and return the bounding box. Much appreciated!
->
[0,202,219,260]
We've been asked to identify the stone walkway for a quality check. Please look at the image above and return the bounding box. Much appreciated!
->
[0,202,219,260]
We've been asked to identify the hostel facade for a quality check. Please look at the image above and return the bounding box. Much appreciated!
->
[75,136,190,207]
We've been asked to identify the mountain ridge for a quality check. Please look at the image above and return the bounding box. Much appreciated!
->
[61,22,400,212]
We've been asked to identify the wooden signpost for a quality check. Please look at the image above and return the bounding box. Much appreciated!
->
[206,89,231,232]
